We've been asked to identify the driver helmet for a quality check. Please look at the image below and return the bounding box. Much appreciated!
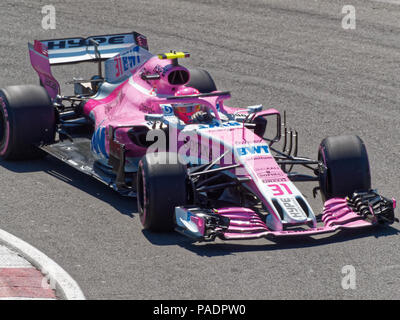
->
[173,87,201,123]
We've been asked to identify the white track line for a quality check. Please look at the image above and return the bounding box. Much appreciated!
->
[0,229,85,300]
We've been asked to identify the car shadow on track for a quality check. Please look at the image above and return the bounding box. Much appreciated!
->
[143,225,400,257]
[0,156,136,217]
[2,157,398,256]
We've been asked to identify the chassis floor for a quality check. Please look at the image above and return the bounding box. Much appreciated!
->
[40,137,115,186]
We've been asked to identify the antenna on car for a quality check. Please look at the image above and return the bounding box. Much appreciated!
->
[158,51,190,66]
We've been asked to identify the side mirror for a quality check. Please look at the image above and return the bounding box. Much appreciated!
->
[247,104,263,114]
[253,111,281,144]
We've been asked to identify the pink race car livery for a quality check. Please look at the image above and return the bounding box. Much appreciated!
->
[0,31,396,242]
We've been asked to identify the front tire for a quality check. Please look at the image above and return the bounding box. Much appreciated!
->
[318,135,371,201]
[0,85,55,160]
[137,152,188,232]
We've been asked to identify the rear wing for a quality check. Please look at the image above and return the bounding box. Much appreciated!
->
[38,31,148,65]
[28,32,148,99]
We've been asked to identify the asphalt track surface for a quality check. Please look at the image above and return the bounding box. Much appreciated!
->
[0,0,399,299]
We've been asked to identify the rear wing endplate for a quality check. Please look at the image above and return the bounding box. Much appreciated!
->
[28,40,60,99]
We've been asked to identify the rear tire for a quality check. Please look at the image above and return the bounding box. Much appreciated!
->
[137,152,188,232]
[318,135,371,201]
[0,85,55,160]
[186,68,217,93]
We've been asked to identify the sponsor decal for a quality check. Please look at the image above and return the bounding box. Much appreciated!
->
[34,40,48,57]
[197,121,241,130]
[236,145,269,156]
[155,64,173,77]
[105,45,152,83]
[114,46,140,78]
[268,183,292,196]
[235,113,247,117]
[139,104,155,113]
[45,35,128,50]
[43,76,58,90]
[153,64,164,76]
[133,32,148,50]
[161,104,174,116]
[280,197,305,219]
[262,177,288,183]
[91,124,108,158]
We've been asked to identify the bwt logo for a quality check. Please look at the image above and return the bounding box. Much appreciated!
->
[236,145,269,156]
[115,46,141,73]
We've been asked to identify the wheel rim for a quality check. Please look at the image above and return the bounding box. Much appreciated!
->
[0,108,5,147]
[318,147,330,201]
[137,163,146,225]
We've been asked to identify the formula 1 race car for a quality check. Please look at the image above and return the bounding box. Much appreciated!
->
[0,31,396,241]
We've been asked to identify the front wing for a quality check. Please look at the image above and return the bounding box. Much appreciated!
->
[174,191,396,241]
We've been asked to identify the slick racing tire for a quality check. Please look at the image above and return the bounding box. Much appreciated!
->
[318,135,371,201]
[186,68,217,93]
[0,85,56,160]
[137,152,188,232]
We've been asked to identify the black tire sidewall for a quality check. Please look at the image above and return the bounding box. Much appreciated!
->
[0,93,12,159]
[319,135,371,200]
[137,153,188,232]
[137,158,150,228]
[0,85,55,160]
